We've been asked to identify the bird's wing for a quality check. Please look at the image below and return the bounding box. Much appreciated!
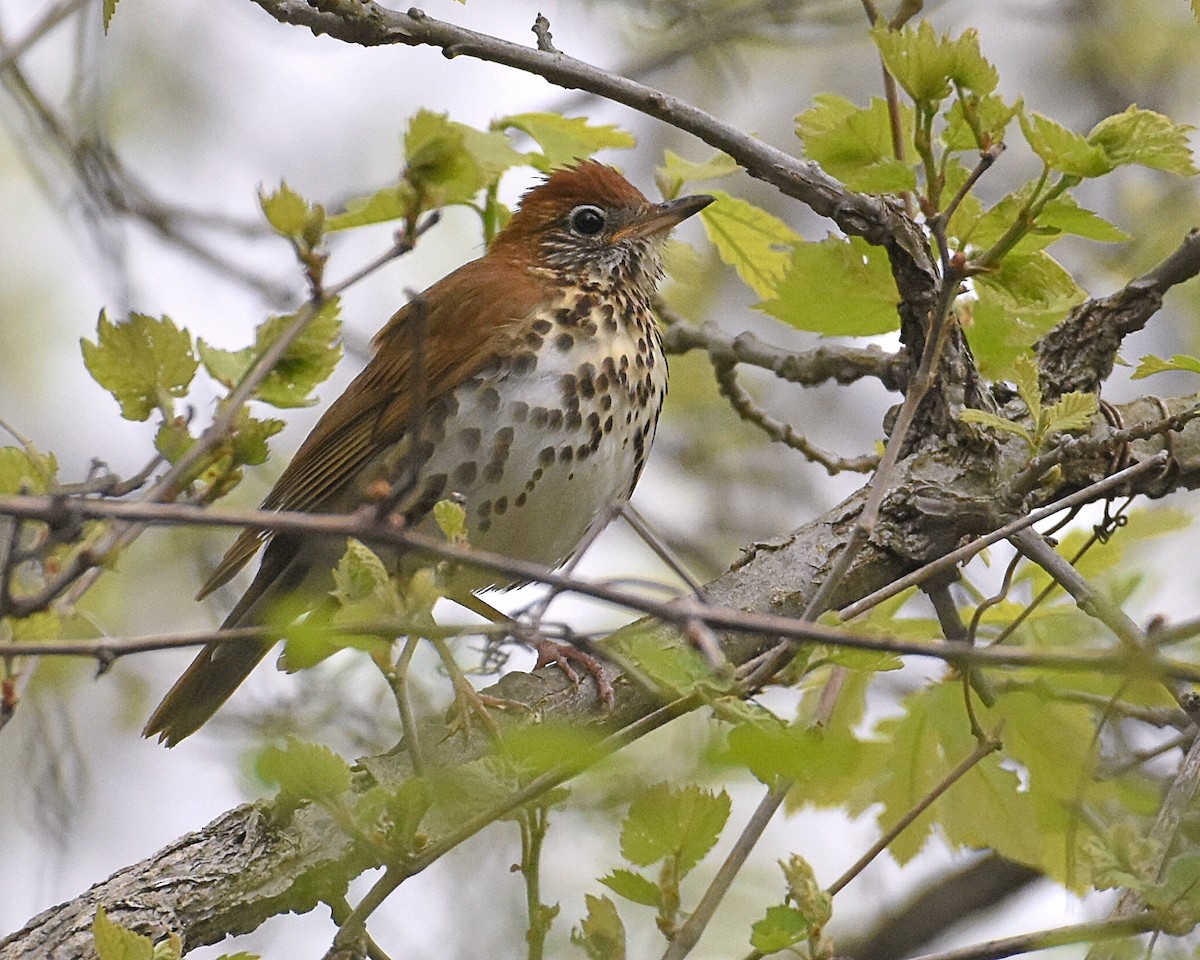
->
[197,256,549,599]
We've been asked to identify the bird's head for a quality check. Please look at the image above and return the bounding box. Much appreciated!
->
[491,160,714,291]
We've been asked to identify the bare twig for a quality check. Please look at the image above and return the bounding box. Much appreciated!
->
[710,356,880,474]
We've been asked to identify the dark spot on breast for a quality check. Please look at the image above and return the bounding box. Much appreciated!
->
[565,411,582,430]
[559,446,574,462]
[512,352,537,376]
[555,332,575,352]
[547,410,564,429]
[538,446,555,466]
[595,372,610,392]
[494,496,508,515]
[460,427,482,452]
[483,462,504,483]
[604,415,614,433]
[515,492,527,507]
[478,517,492,533]
[479,386,501,412]
[530,407,549,427]
[477,500,493,518]
[452,461,477,487]
[510,400,529,423]
[600,395,613,411]
[532,318,552,335]
[602,356,617,376]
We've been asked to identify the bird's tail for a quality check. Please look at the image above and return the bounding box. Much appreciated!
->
[142,548,293,746]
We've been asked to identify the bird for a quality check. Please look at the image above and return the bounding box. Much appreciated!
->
[143,160,715,745]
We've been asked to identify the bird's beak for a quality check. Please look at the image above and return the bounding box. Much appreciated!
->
[613,194,716,242]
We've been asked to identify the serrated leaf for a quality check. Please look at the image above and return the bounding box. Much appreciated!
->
[969,188,1130,254]
[198,299,342,409]
[571,895,625,960]
[1020,111,1113,178]
[1042,391,1098,439]
[872,21,954,102]
[1088,105,1198,176]
[256,737,353,808]
[151,934,183,960]
[750,905,812,953]
[93,907,153,960]
[655,149,738,199]
[259,181,316,237]
[968,252,1085,378]
[495,113,635,173]
[599,868,662,908]
[0,446,58,495]
[1012,353,1043,427]
[760,235,899,336]
[795,94,916,193]
[229,411,285,467]
[943,94,1020,152]
[326,184,417,232]
[619,783,730,876]
[959,409,1033,446]
[406,110,522,205]
[1130,353,1200,380]
[698,190,797,298]
[82,311,198,422]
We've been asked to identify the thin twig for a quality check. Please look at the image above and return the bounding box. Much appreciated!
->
[839,454,1167,620]
[711,356,879,475]
[826,730,1002,897]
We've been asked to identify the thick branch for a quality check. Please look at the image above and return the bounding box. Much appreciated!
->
[5,391,1200,958]
[1036,228,1200,401]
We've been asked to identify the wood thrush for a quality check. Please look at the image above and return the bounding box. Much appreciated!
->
[143,161,714,745]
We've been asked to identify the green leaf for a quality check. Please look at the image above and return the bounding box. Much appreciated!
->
[0,446,58,494]
[959,409,1033,447]
[93,907,153,960]
[1020,111,1113,178]
[229,411,285,467]
[1012,353,1043,427]
[795,94,916,193]
[780,854,832,928]
[1088,105,1198,176]
[599,868,662,908]
[214,954,261,960]
[495,113,635,173]
[571,895,626,960]
[259,181,319,238]
[1130,353,1200,380]
[433,498,468,542]
[619,783,730,876]
[872,21,953,102]
[750,905,812,953]
[943,94,1021,152]
[968,251,1085,378]
[103,0,120,32]
[966,189,1130,255]
[152,934,184,960]
[198,299,342,409]
[82,311,198,422]
[872,23,996,102]
[698,190,797,298]
[326,184,417,232]
[406,110,523,205]
[655,149,739,199]
[1041,391,1098,440]
[256,737,353,810]
[760,236,899,336]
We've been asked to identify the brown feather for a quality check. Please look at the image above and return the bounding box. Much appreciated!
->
[197,250,551,600]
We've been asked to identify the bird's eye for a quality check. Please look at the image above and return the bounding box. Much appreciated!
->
[568,205,607,237]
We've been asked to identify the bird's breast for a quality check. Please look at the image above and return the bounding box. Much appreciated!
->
[395,284,668,582]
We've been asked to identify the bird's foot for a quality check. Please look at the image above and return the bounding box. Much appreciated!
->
[533,640,614,708]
